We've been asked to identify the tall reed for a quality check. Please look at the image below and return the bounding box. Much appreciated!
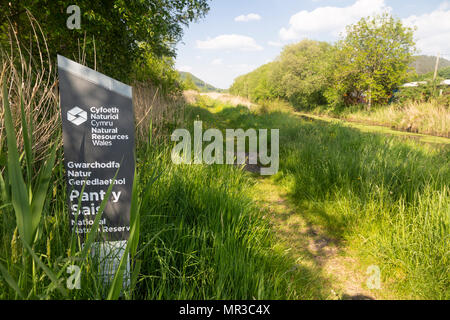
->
[133,82,185,144]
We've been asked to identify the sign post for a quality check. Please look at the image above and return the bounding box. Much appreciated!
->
[57,55,135,286]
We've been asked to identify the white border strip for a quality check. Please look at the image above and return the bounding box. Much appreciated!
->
[57,55,132,98]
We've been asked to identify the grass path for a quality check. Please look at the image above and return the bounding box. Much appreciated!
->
[251,176,396,300]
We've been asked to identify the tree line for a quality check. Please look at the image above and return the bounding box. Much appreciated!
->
[230,13,416,110]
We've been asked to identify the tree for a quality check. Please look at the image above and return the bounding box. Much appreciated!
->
[0,1,210,83]
[270,40,332,109]
[328,13,416,107]
[230,62,277,101]
[230,40,333,109]
[182,74,199,91]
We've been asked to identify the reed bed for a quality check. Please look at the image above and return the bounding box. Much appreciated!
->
[345,100,450,138]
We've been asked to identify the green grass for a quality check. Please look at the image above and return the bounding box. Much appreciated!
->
[1,143,315,299]
[1,88,448,299]
[0,88,318,299]
[134,146,321,299]
[280,123,449,299]
[196,103,449,299]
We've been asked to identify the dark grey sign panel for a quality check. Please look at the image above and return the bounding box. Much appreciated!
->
[58,55,134,242]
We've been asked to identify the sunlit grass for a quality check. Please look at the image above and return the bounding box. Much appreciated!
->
[220,104,449,299]
[1,74,448,299]
[185,100,449,299]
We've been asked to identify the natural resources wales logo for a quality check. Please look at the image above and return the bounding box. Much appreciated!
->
[67,106,87,126]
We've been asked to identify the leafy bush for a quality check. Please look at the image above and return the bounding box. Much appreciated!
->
[394,85,432,104]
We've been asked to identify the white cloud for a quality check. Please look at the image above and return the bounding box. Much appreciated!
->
[438,1,450,10]
[403,4,450,59]
[234,13,261,22]
[196,34,263,51]
[280,0,390,40]
[178,65,193,73]
[211,58,223,65]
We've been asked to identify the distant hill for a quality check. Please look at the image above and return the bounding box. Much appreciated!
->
[410,55,450,75]
[178,71,224,92]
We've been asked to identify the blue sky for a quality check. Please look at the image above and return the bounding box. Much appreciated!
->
[174,0,450,89]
